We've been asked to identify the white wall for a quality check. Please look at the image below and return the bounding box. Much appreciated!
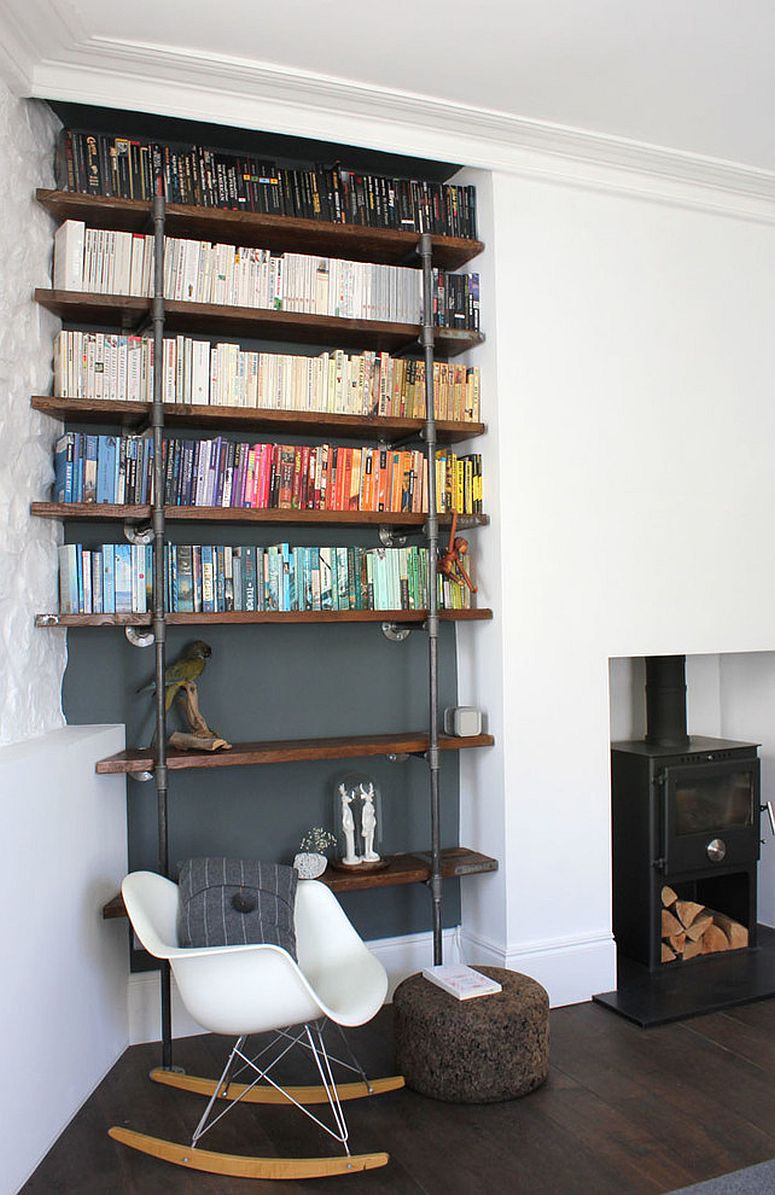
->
[463,169,775,1004]
[452,167,509,958]
[0,81,65,747]
[0,725,129,1194]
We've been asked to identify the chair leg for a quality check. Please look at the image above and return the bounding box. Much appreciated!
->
[184,1027,353,1150]
[305,1022,350,1154]
[191,1034,245,1148]
[330,1020,374,1094]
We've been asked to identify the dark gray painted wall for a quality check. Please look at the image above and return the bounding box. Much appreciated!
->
[62,516,462,947]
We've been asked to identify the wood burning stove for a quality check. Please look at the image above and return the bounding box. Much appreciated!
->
[611,735,760,970]
[596,655,775,1026]
[610,656,762,971]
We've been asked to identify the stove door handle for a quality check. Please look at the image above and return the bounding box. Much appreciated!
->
[762,801,775,837]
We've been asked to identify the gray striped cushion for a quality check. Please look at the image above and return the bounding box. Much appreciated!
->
[177,857,298,958]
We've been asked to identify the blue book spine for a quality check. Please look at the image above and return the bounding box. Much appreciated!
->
[84,435,98,502]
[292,547,304,612]
[176,544,194,612]
[132,543,147,613]
[91,549,103,614]
[266,546,279,611]
[114,543,132,612]
[75,543,84,611]
[215,545,225,611]
[73,432,83,502]
[232,550,242,612]
[192,546,202,612]
[303,548,314,612]
[281,543,291,611]
[201,544,215,612]
[168,543,176,611]
[256,547,265,610]
[102,545,115,613]
[96,436,109,503]
[319,547,333,610]
[336,547,349,610]
[104,436,118,503]
[243,546,256,612]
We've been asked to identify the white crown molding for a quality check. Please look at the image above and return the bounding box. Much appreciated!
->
[29,34,775,221]
[4,8,775,222]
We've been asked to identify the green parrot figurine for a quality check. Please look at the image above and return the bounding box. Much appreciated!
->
[137,640,213,711]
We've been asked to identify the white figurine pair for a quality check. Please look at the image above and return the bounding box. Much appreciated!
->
[339,782,380,865]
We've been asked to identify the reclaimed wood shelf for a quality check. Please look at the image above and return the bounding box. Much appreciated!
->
[36,189,484,271]
[30,502,489,529]
[102,847,498,917]
[31,396,485,446]
[35,608,492,628]
[95,730,495,774]
[34,290,484,358]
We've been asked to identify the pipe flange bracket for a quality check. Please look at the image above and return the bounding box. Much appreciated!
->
[123,521,153,545]
[129,770,155,783]
[35,613,61,627]
[125,626,155,648]
[378,526,408,549]
[381,622,412,643]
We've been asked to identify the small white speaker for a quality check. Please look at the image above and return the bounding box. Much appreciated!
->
[443,706,482,737]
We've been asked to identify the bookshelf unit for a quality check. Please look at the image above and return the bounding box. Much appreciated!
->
[33,175,495,1063]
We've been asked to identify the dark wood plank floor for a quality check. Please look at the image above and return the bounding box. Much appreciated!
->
[22,999,775,1194]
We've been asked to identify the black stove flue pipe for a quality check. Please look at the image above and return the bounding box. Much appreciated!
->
[645,655,690,748]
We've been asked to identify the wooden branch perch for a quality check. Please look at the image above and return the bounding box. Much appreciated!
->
[169,681,232,753]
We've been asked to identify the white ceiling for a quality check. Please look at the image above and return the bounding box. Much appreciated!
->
[2,0,775,174]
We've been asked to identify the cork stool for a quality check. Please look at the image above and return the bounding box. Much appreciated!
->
[393,966,549,1103]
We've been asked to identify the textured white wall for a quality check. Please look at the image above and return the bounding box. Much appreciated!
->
[0,82,65,745]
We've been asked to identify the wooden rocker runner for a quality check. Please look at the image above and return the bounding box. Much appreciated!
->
[112,871,402,1180]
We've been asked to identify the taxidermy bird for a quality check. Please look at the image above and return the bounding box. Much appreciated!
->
[137,640,213,711]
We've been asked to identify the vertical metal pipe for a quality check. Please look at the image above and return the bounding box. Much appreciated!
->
[419,232,443,965]
[150,179,172,1066]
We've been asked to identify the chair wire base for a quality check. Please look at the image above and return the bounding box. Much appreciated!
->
[189,1019,367,1155]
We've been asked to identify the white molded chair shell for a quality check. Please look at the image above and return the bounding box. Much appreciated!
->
[121,871,388,1037]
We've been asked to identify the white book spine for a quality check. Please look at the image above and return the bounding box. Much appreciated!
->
[53,220,85,291]
[192,339,210,405]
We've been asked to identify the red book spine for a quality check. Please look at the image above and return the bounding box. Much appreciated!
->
[342,448,353,511]
[291,446,303,510]
[328,447,339,510]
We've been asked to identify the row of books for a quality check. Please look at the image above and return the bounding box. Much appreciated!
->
[160,440,482,515]
[53,221,480,329]
[53,331,482,422]
[57,130,478,239]
[55,432,154,506]
[53,433,484,516]
[51,434,480,518]
[58,542,472,615]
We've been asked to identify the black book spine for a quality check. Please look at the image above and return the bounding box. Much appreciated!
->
[56,130,72,191]
[84,134,101,195]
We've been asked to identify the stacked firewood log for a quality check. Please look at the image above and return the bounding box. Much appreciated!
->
[661,886,748,963]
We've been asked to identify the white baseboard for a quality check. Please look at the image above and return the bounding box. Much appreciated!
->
[128,928,460,1044]
[460,928,617,1008]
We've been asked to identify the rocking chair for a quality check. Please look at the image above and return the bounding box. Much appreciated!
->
[109,870,402,1180]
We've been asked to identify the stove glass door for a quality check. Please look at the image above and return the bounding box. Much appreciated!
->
[663,759,760,873]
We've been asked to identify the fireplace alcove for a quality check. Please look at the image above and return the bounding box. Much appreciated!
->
[594,654,775,1027]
